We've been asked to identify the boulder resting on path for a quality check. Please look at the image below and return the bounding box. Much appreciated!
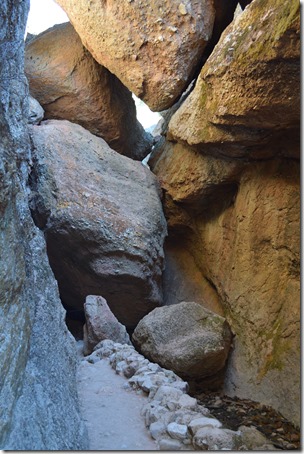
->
[132,301,232,388]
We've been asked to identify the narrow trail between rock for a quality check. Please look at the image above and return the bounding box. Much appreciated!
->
[77,355,158,450]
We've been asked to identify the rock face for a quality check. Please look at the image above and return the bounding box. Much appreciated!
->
[83,295,131,355]
[0,1,88,449]
[29,120,167,330]
[150,0,300,426]
[25,22,151,160]
[132,301,232,387]
[55,0,215,111]
[168,0,300,159]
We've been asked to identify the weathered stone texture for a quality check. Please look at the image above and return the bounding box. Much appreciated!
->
[188,160,300,425]
[168,0,300,159]
[29,120,167,329]
[132,301,232,386]
[83,295,131,355]
[150,0,300,426]
[25,22,151,160]
[55,0,215,111]
[0,0,88,449]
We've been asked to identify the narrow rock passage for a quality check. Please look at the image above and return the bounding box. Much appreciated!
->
[77,354,158,450]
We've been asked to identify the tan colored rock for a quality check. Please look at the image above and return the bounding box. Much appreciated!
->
[150,141,243,211]
[25,23,151,160]
[29,120,167,330]
[168,0,300,159]
[132,301,232,386]
[55,0,215,111]
[186,159,300,426]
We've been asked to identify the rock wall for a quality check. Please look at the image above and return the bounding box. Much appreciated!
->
[150,0,300,426]
[0,1,88,449]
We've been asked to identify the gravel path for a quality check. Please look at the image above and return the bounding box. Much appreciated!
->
[77,357,158,450]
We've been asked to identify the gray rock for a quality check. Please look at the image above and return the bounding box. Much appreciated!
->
[29,119,167,330]
[158,438,183,450]
[238,425,275,450]
[167,422,188,440]
[83,295,131,355]
[132,301,232,383]
[28,95,44,124]
[177,394,197,410]
[149,421,166,440]
[0,1,88,449]
[193,427,238,450]
[189,416,222,434]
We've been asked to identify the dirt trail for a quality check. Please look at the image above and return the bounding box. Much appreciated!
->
[77,354,158,450]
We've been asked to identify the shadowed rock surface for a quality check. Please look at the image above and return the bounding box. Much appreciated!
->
[29,120,167,330]
[0,0,88,449]
[25,22,152,160]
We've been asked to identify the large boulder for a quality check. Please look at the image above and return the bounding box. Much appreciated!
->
[83,295,131,355]
[0,1,87,449]
[29,120,167,330]
[25,22,151,160]
[55,0,215,111]
[132,301,232,387]
[168,0,300,159]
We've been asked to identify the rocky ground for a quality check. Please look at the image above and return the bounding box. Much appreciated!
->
[76,340,296,451]
[196,392,301,450]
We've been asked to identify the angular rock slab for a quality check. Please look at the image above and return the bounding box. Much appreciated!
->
[168,0,300,158]
[25,23,151,160]
[55,0,215,111]
[29,120,167,329]
[132,301,232,383]
[83,295,131,355]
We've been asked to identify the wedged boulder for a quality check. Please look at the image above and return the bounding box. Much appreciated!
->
[55,0,215,111]
[28,95,44,125]
[168,0,300,159]
[132,301,232,387]
[83,296,131,356]
[25,22,152,160]
[29,120,167,330]
[150,141,243,214]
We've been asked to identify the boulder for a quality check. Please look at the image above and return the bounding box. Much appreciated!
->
[0,1,87,449]
[132,301,232,386]
[55,0,215,111]
[150,141,243,213]
[83,295,131,355]
[25,22,151,160]
[28,95,44,124]
[29,120,167,330]
[168,0,300,159]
